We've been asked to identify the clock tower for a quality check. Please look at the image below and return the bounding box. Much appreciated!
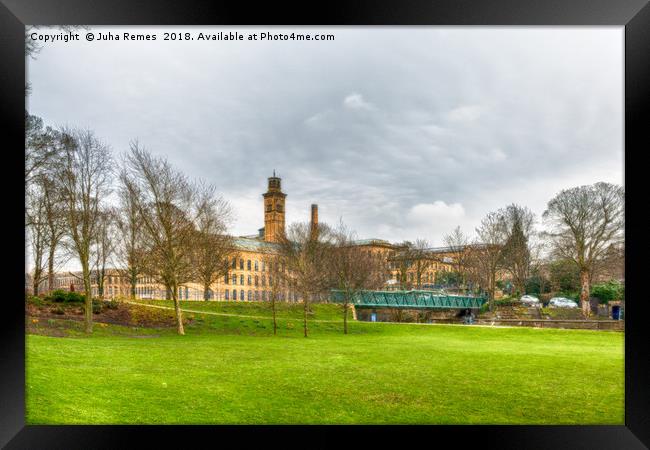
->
[262,172,286,242]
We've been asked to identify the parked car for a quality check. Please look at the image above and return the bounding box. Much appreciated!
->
[520,295,540,306]
[548,297,578,308]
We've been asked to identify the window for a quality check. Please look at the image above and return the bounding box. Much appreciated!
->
[240,290,244,301]
[247,275,252,285]
[262,261,266,272]
[262,291,266,301]
[232,274,237,285]
[255,276,259,286]
[254,291,259,301]
[240,274,244,285]
[261,276,266,287]
[232,289,237,300]
[247,260,251,270]
[254,260,258,271]
[224,274,229,284]
[225,290,229,300]
[232,257,237,268]
[240,259,244,270]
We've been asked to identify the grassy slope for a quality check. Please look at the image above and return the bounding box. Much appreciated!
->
[26,302,624,424]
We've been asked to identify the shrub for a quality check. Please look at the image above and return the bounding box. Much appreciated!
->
[52,306,65,315]
[104,299,119,310]
[494,298,520,307]
[26,295,44,307]
[591,280,624,304]
[65,291,85,303]
[92,299,103,314]
[49,290,69,303]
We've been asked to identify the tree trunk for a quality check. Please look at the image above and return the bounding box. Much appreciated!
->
[130,279,136,300]
[203,285,210,301]
[580,268,591,317]
[172,287,185,335]
[32,277,40,297]
[47,248,55,294]
[343,302,348,335]
[82,266,93,334]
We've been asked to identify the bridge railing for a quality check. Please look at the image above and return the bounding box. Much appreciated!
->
[330,290,487,309]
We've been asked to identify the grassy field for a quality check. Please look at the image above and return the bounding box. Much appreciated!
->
[26,301,624,424]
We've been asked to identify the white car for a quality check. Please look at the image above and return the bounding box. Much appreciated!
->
[520,295,540,306]
[549,297,578,308]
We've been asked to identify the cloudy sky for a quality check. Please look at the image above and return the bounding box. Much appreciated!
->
[28,26,623,247]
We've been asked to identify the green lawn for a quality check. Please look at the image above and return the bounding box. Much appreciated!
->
[26,302,624,424]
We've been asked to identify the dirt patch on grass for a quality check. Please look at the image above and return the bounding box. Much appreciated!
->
[26,299,191,330]
[26,320,68,337]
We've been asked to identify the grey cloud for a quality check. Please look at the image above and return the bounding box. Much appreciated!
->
[28,26,623,246]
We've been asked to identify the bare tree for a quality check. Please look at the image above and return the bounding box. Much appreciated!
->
[527,236,550,297]
[263,253,283,335]
[192,183,237,301]
[277,222,333,338]
[410,239,433,290]
[27,172,69,294]
[114,168,147,300]
[591,242,625,284]
[443,226,470,288]
[543,182,624,316]
[57,128,113,333]
[467,211,507,309]
[124,142,199,335]
[92,208,116,299]
[25,114,61,189]
[26,184,48,296]
[329,222,387,334]
[499,204,535,297]
[390,241,414,290]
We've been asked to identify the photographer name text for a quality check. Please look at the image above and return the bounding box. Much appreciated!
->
[30,31,336,43]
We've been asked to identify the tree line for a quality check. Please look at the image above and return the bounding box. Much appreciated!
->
[26,121,238,335]
[437,191,623,316]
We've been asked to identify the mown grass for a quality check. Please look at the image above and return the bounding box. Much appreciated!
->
[26,301,624,424]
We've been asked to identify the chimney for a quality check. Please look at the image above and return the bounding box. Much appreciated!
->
[310,204,318,238]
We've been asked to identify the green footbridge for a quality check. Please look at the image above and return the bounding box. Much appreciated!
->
[330,290,487,309]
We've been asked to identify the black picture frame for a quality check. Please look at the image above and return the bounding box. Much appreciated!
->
[2,0,648,448]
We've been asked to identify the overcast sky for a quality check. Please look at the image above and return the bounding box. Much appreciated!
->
[27,26,623,251]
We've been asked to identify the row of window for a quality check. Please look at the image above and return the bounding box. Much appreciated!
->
[224,274,286,287]
[229,258,286,273]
